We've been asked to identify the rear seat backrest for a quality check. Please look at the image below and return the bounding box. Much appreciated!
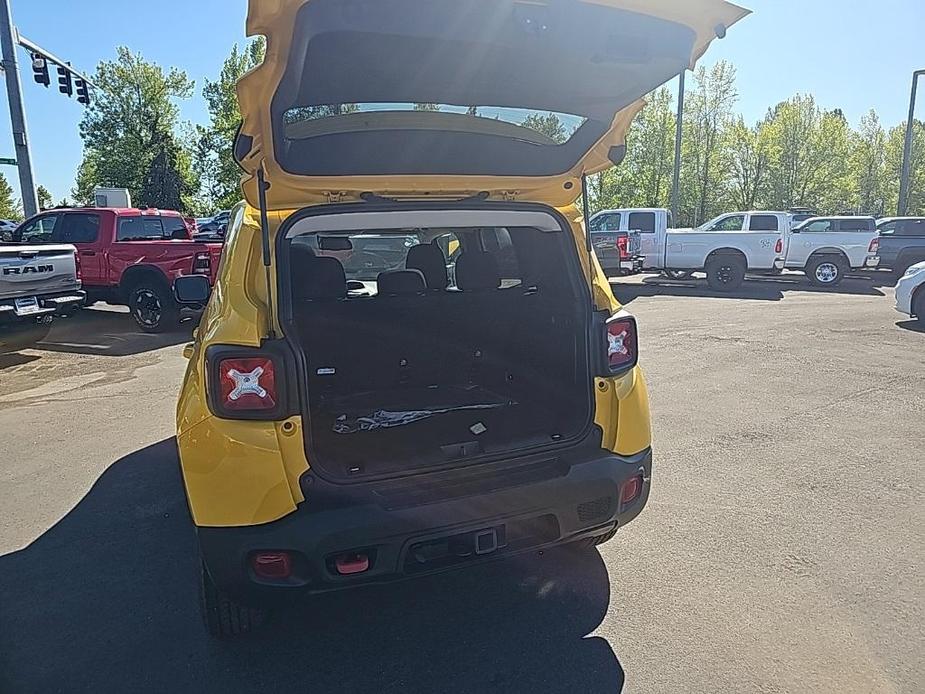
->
[455,251,501,291]
[406,243,448,290]
[292,252,347,300]
[377,269,426,295]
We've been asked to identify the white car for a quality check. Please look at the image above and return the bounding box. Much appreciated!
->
[894,261,925,325]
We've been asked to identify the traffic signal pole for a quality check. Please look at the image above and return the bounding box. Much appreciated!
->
[0,0,38,217]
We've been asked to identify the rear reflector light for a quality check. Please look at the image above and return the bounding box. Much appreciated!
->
[617,235,629,259]
[606,312,638,373]
[218,357,277,411]
[74,252,81,280]
[868,237,879,253]
[775,238,783,254]
[251,551,292,579]
[334,552,370,575]
[620,475,644,506]
[193,251,211,275]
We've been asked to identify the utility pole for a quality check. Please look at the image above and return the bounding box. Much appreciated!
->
[898,69,925,216]
[0,0,38,217]
[670,70,686,224]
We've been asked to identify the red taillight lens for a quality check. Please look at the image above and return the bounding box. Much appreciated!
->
[620,475,644,506]
[606,313,638,373]
[868,237,879,253]
[218,357,277,411]
[775,238,783,254]
[193,251,211,275]
[74,252,81,280]
[251,551,292,579]
[617,235,629,259]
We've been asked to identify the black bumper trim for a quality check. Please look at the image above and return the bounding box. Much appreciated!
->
[197,447,652,605]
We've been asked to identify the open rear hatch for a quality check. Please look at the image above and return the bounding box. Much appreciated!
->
[236,0,749,208]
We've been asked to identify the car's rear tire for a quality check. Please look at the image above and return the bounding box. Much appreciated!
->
[913,288,925,326]
[807,256,847,287]
[127,281,178,333]
[705,255,745,291]
[199,562,267,639]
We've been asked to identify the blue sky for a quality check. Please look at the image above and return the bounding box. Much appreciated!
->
[1,0,923,206]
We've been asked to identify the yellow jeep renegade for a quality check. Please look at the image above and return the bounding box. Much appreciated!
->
[175,0,747,637]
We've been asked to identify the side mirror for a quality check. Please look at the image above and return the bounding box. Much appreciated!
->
[1,231,11,242]
[790,228,800,234]
[174,275,211,304]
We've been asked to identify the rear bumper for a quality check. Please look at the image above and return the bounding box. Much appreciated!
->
[0,290,85,323]
[198,447,652,605]
[773,258,786,270]
[864,256,880,268]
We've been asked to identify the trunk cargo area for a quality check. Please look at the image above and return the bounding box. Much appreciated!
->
[283,207,593,481]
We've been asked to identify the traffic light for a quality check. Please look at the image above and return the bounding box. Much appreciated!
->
[75,78,90,106]
[31,54,50,87]
[57,63,72,97]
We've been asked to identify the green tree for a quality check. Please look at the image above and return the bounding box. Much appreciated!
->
[75,47,196,211]
[851,110,887,215]
[679,61,738,225]
[197,38,265,210]
[884,119,925,216]
[520,112,568,144]
[0,173,21,220]
[36,185,53,210]
[138,136,196,212]
[725,116,772,210]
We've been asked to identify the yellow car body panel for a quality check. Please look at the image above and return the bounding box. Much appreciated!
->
[178,202,651,527]
[235,0,748,210]
[177,0,747,527]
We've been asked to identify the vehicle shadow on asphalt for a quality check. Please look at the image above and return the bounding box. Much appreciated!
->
[0,439,624,694]
[612,274,886,305]
[896,319,925,333]
[22,307,193,358]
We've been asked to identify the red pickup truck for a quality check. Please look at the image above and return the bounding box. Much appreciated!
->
[14,207,222,332]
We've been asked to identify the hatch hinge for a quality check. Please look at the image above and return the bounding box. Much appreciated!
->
[325,191,348,204]
[497,190,519,201]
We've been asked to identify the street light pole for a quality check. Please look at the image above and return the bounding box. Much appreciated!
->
[670,70,686,223]
[898,69,925,216]
[0,0,38,218]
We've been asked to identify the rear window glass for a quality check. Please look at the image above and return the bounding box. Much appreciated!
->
[117,216,166,241]
[838,219,874,232]
[284,104,586,145]
[748,214,779,231]
[161,216,189,239]
[628,212,656,233]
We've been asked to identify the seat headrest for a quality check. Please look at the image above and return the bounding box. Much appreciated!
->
[377,269,426,295]
[455,251,501,291]
[293,252,346,300]
[406,243,448,290]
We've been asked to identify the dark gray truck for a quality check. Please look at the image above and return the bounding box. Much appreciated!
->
[876,217,925,275]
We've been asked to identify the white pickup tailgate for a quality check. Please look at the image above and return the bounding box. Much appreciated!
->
[0,244,81,300]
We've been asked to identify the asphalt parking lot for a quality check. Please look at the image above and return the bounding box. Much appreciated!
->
[1,273,923,693]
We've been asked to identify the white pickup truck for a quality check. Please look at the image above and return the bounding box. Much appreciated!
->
[784,216,880,286]
[1,243,85,350]
[602,208,880,288]
[598,208,785,290]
